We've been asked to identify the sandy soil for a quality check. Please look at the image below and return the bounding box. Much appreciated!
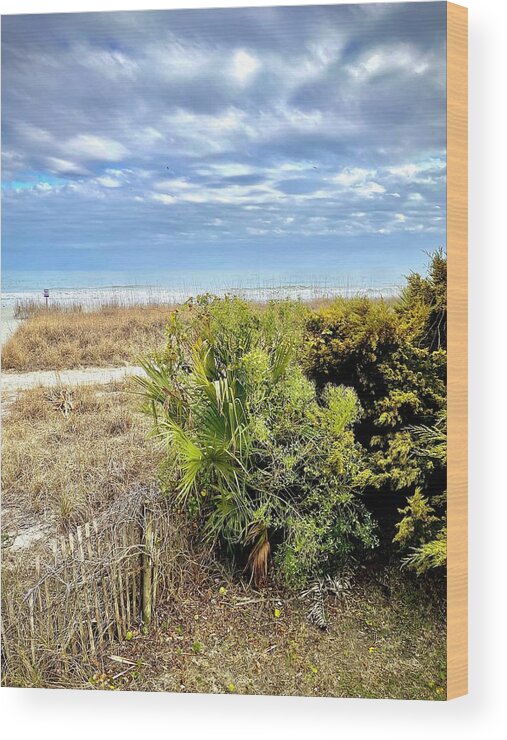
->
[0,306,21,347]
[1,365,144,393]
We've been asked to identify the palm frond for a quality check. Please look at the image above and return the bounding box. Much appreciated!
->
[159,417,203,500]
[270,339,293,382]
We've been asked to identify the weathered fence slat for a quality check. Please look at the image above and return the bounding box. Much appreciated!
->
[142,505,154,627]
[85,521,104,649]
[122,527,132,629]
[2,491,176,686]
[77,525,96,655]
[68,530,88,660]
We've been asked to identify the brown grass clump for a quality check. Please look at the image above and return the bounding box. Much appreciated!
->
[1,381,163,530]
[2,304,175,371]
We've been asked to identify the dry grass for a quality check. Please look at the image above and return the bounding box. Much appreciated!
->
[1,381,163,532]
[2,296,396,373]
[47,561,446,699]
[2,304,175,371]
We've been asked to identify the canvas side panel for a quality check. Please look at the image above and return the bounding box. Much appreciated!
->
[447,0,468,701]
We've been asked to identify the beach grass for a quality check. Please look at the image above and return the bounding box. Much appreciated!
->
[2,293,398,373]
[1,381,161,529]
[2,303,176,371]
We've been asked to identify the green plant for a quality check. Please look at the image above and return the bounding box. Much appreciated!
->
[191,640,203,654]
[304,253,447,565]
[402,528,447,575]
[137,296,376,587]
[396,411,447,573]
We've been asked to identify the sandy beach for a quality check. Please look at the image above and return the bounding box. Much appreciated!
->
[1,364,143,392]
[0,305,20,347]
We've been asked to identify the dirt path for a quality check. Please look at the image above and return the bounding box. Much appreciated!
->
[1,365,144,393]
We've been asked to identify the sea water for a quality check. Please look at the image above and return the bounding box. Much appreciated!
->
[1,268,402,311]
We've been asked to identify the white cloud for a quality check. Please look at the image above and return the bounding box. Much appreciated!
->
[96,175,122,188]
[347,44,431,81]
[154,178,192,191]
[153,38,214,80]
[65,134,128,162]
[388,159,446,184]
[272,162,315,174]
[152,193,176,205]
[231,49,260,85]
[19,124,54,144]
[80,47,139,80]
[326,167,388,199]
[356,181,386,198]
[198,163,256,178]
[332,167,375,187]
[246,227,269,235]
[45,156,87,176]
[389,164,420,180]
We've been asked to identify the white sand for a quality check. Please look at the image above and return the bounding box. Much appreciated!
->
[1,365,144,393]
[0,305,21,347]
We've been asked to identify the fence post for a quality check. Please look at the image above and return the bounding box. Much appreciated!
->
[141,504,154,627]
[28,592,36,664]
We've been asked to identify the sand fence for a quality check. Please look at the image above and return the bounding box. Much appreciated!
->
[1,485,186,687]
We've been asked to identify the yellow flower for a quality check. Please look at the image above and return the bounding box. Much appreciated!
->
[274,608,281,618]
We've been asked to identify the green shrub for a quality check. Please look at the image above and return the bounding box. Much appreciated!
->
[304,253,447,569]
[395,410,447,573]
[137,296,376,588]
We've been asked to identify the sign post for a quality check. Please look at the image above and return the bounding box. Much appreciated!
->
[43,288,49,308]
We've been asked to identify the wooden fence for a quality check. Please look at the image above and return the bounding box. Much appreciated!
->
[1,488,182,685]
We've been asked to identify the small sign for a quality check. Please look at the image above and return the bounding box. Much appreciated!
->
[43,289,50,298]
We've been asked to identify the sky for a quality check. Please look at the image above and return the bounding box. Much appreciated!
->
[1,2,447,284]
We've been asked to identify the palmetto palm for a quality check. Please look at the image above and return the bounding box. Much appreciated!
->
[136,297,374,586]
[136,326,293,572]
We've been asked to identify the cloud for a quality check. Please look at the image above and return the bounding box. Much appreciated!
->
[231,49,260,85]
[65,135,128,162]
[346,44,431,81]
[96,175,122,188]
[152,193,176,205]
[1,3,447,274]
[356,181,386,198]
[332,167,375,187]
[45,156,89,176]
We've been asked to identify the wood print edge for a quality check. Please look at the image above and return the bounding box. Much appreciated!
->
[446,1,468,701]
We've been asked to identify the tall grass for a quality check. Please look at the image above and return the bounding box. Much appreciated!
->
[4,293,399,373]
[13,296,179,319]
[1,382,162,527]
[2,303,176,371]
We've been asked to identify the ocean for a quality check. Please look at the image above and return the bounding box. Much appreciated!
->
[1,268,402,313]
